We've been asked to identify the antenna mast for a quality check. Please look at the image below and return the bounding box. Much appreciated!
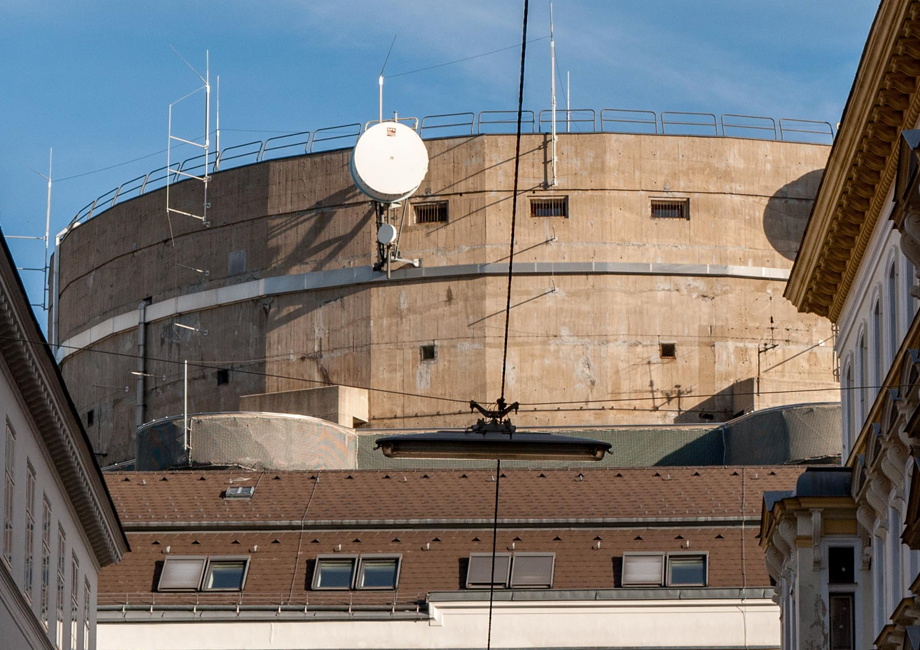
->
[166,48,212,229]
[378,35,397,125]
[566,71,570,133]
[550,2,557,187]
[216,75,220,164]
[7,149,53,310]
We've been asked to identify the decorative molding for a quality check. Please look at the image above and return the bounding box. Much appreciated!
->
[811,509,823,569]
[858,503,880,534]
[0,237,127,567]
[901,209,920,299]
[787,0,920,320]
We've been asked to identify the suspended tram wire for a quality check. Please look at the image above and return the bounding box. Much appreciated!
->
[0,334,468,406]
[0,330,861,409]
[499,1,530,405]
[487,5,530,650]
[387,35,548,79]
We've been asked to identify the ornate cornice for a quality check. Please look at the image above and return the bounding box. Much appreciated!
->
[0,233,127,566]
[787,1,920,319]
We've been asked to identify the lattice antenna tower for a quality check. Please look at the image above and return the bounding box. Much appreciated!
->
[6,148,53,310]
[166,48,213,230]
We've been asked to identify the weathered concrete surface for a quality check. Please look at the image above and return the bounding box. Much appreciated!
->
[53,133,838,462]
[240,385,368,427]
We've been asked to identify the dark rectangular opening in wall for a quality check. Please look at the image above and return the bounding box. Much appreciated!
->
[651,198,689,219]
[217,369,230,386]
[660,342,676,359]
[420,345,437,362]
[530,197,568,218]
[828,547,854,584]
[413,201,448,224]
[829,593,854,650]
[86,410,94,427]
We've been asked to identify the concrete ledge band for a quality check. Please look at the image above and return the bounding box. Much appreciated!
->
[56,261,790,364]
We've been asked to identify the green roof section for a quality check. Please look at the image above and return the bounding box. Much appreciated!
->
[357,403,840,469]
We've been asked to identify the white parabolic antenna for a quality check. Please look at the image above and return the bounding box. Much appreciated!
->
[350,122,429,203]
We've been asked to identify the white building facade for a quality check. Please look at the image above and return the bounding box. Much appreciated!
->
[0,233,127,650]
[766,1,920,649]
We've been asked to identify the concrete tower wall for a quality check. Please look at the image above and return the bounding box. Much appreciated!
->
[52,133,837,462]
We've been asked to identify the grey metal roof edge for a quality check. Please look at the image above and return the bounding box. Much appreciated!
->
[97,610,428,623]
[120,515,759,532]
[428,587,774,602]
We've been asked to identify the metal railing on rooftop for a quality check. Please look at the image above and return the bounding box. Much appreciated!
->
[61,107,836,239]
[99,590,427,615]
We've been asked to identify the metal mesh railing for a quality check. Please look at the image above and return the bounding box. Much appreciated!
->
[61,107,836,238]
[99,590,427,614]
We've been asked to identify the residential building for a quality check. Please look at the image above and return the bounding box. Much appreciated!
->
[0,232,128,650]
[97,467,800,650]
[761,1,920,649]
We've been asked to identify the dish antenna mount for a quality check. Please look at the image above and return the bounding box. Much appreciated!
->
[350,116,429,277]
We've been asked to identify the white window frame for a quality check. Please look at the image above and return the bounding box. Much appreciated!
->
[508,552,555,589]
[821,538,861,650]
[312,555,358,591]
[3,422,15,568]
[70,553,79,650]
[201,556,250,592]
[157,556,208,592]
[466,553,512,589]
[666,552,708,587]
[621,552,665,587]
[24,460,35,603]
[355,554,402,590]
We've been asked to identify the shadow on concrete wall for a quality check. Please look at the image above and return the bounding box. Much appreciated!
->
[672,384,735,424]
[763,168,824,261]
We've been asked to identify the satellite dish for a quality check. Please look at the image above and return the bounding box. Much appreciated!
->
[377,223,398,245]
[350,122,429,203]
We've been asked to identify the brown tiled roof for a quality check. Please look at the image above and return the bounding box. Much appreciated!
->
[99,526,769,607]
[105,467,803,526]
[98,467,802,606]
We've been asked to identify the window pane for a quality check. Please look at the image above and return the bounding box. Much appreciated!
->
[828,547,854,584]
[669,556,706,585]
[317,560,354,588]
[360,560,398,588]
[206,561,246,590]
[467,554,511,587]
[158,557,206,591]
[510,554,554,588]
[623,554,664,586]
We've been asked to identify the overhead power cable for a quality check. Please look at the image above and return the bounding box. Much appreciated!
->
[53,133,214,183]
[0,334,468,406]
[499,0,530,404]
[387,35,548,78]
[0,331,866,408]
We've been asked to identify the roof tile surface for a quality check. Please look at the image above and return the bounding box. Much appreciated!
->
[99,468,801,606]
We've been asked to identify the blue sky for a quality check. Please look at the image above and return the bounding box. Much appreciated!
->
[0,0,878,313]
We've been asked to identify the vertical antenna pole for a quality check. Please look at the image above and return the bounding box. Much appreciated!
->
[550,2,557,187]
[379,75,384,123]
[566,71,570,133]
[166,103,172,222]
[204,51,210,223]
[216,75,220,165]
[183,359,188,455]
[43,149,52,309]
